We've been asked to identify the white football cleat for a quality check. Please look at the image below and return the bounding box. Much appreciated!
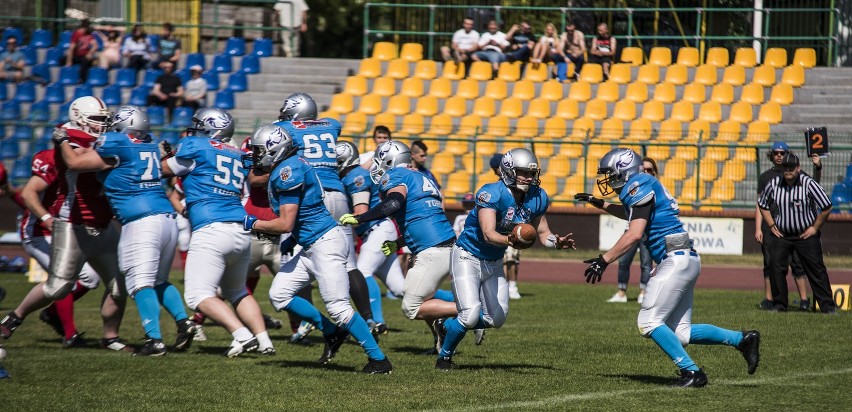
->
[474,328,486,346]
[225,337,259,358]
[290,321,316,344]
[509,286,521,300]
[193,324,208,341]
[637,292,645,305]
[606,293,628,303]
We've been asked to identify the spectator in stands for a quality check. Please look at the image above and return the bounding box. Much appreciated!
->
[359,125,391,166]
[440,17,479,66]
[94,27,124,69]
[66,19,98,83]
[154,23,182,69]
[411,140,440,189]
[531,22,561,69]
[274,0,309,57]
[181,65,208,110]
[147,61,183,116]
[556,22,586,81]
[472,20,510,76]
[504,21,536,63]
[589,22,616,79]
[0,37,25,83]
[122,25,152,72]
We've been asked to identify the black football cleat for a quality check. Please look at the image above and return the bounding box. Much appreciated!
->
[363,357,393,374]
[318,328,349,364]
[435,355,455,371]
[39,309,64,337]
[263,314,283,330]
[432,318,448,354]
[0,312,23,339]
[62,332,87,349]
[173,318,197,352]
[135,338,167,357]
[674,368,708,388]
[737,330,761,375]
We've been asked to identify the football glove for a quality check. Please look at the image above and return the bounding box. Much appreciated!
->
[574,193,605,208]
[381,240,399,256]
[52,128,69,146]
[338,213,360,226]
[158,141,173,159]
[242,215,258,231]
[584,254,608,284]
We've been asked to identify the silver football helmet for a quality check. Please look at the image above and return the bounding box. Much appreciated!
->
[370,140,411,184]
[335,141,360,173]
[596,148,643,196]
[278,92,318,122]
[499,148,541,193]
[187,107,235,142]
[110,105,150,139]
[249,124,296,171]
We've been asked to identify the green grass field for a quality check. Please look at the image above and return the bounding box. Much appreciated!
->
[1,271,850,411]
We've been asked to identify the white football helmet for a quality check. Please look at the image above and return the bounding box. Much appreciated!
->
[278,92,318,122]
[370,140,411,184]
[249,124,296,171]
[499,148,541,192]
[68,96,111,136]
[335,141,360,173]
[596,148,643,196]
[110,105,150,139]
[188,107,235,142]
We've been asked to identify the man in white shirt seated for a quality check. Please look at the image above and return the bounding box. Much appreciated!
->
[471,20,510,75]
[440,17,479,64]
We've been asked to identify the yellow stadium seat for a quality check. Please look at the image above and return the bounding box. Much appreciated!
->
[511,79,536,100]
[646,145,671,162]
[319,110,339,120]
[329,93,354,114]
[763,48,788,68]
[599,118,624,140]
[704,145,729,161]
[430,152,456,175]
[444,96,468,117]
[769,84,794,105]
[484,79,508,100]
[758,102,782,124]
[677,47,700,67]
[528,98,552,119]
[556,98,580,120]
[722,160,746,181]
[444,137,470,155]
[716,120,742,142]
[734,48,757,68]
[705,47,729,67]
[664,64,688,85]
[649,47,672,67]
[625,82,648,103]
[474,140,498,158]
[636,64,661,84]
[428,78,452,98]
[545,156,570,177]
[675,145,698,161]
[457,79,480,100]
[514,115,540,138]
[357,93,383,114]
[540,80,564,101]
[693,64,718,85]
[372,76,396,97]
[414,95,439,116]
[612,100,636,121]
[679,177,705,202]
[609,63,632,84]
[542,117,567,138]
[561,175,586,197]
[687,119,712,141]
[386,95,410,115]
[499,97,524,118]
[397,113,425,137]
[781,65,805,87]
[793,48,816,68]
[745,120,771,143]
[472,97,496,118]
[469,61,493,81]
[651,82,676,103]
[740,83,765,105]
[728,101,753,123]
[358,58,382,78]
[498,61,521,81]
[386,58,410,80]
[620,47,644,66]
[400,78,424,98]
[697,158,718,182]
[524,63,549,82]
[441,61,466,80]
[658,119,683,141]
[708,178,736,202]
[752,64,776,87]
[698,102,722,123]
[424,114,454,137]
[580,64,604,84]
[584,98,608,120]
[640,100,665,122]
[571,117,595,139]
[374,113,398,132]
[596,81,620,103]
[568,80,592,102]
[533,140,556,158]
[372,42,397,61]
[482,115,511,137]
[557,141,583,158]
[413,60,437,80]
[445,171,473,196]
[682,83,707,104]
[452,114,483,139]
[343,75,368,96]
[342,112,368,135]
[670,101,694,122]
[626,119,652,141]
[734,146,758,161]
[709,83,734,104]
[536,175,558,195]
[399,43,423,62]
[722,64,746,86]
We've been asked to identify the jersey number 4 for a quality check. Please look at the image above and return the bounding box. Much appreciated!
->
[214,155,246,190]
[302,133,335,159]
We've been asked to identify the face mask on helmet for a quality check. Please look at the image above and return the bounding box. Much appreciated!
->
[69,96,112,137]
[596,148,642,196]
[499,149,541,193]
[335,142,360,173]
[369,141,411,184]
[249,124,295,171]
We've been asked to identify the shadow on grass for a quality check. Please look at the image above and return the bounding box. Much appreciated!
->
[392,345,440,356]
[455,363,558,371]
[257,359,355,372]
[602,373,675,385]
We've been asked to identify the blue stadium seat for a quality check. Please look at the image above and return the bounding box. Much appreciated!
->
[38,126,53,142]
[170,106,194,127]
[227,72,247,92]
[0,139,19,159]
[203,70,219,90]
[30,139,51,156]
[130,86,151,106]
[1,100,20,120]
[29,29,53,49]
[14,81,36,103]
[174,69,191,85]
[93,34,103,51]
[30,63,52,84]
[73,84,94,100]
[240,55,260,74]
[185,53,205,71]
[115,68,137,88]
[28,100,51,122]
[46,47,64,66]
[59,65,81,85]
[20,46,37,65]
[101,84,122,106]
[214,89,234,109]
[12,157,30,180]
[252,38,273,57]
[2,28,23,45]
[143,69,163,87]
[13,124,33,141]
[86,67,109,87]
[225,37,246,56]
[44,82,66,104]
[147,105,166,126]
[0,82,6,101]
[212,54,232,73]
[58,30,72,49]
[56,101,72,123]
[0,125,5,138]
[159,130,179,145]
[846,165,852,183]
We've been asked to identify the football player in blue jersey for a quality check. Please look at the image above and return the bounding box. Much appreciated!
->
[273,93,375,330]
[432,148,575,370]
[160,108,273,357]
[54,105,197,356]
[245,125,392,374]
[335,141,405,336]
[578,148,760,387]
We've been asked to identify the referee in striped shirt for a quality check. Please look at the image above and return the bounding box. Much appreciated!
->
[758,153,836,313]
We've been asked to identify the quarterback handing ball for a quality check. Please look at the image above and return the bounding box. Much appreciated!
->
[509,223,536,249]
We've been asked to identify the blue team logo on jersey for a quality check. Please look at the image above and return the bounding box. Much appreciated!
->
[354,175,365,188]
[280,165,292,181]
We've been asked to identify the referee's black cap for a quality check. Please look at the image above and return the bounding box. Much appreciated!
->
[781,152,800,168]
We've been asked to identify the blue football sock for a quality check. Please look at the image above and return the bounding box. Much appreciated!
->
[433,289,454,302]
[284,297,336,334]
[134,288,162,340]
[649,326,698,371]
[345,313,385,360]
[689,324,743,347]
[154,282,188,321]
[439,317,468,358]
[365,276,384,324]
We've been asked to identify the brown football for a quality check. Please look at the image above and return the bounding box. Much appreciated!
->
[510,223,536,249]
